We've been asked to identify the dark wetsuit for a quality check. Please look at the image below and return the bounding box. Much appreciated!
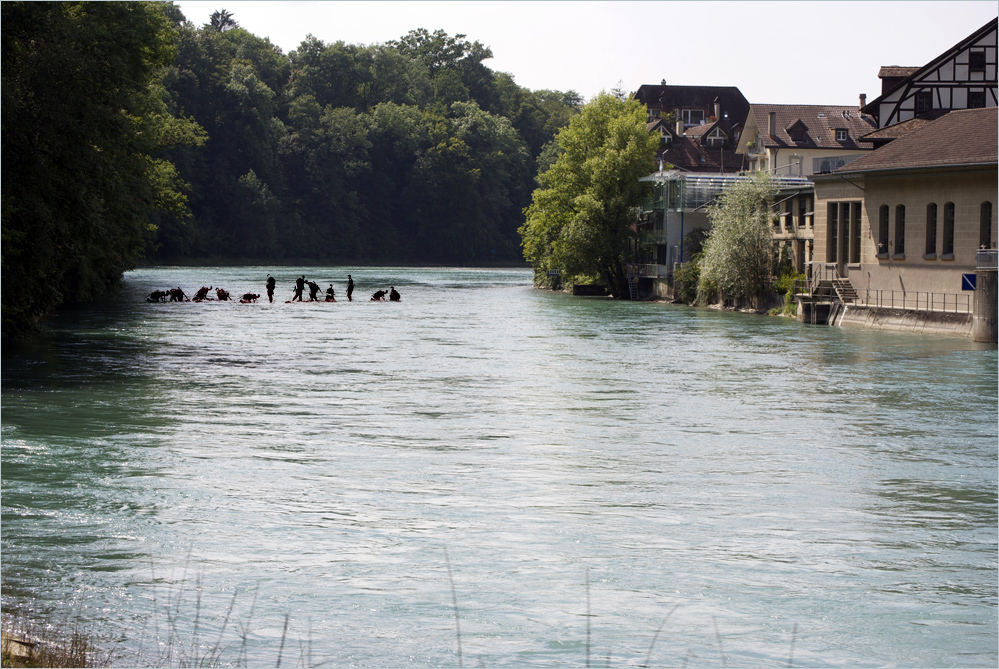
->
[347,276,354,302]
[266,276,276,303]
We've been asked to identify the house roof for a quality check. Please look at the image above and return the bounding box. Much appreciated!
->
[683,122,725,139]
[747,104,876,150]
[878,66,921,79]
[833,107,997,174]
[660,137,745,174]
[862,18,999,116]
[633,84,750,133]
[858,109,950,142]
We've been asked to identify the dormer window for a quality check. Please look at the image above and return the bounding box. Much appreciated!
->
[786,120,809,144]
[836,129,849,141]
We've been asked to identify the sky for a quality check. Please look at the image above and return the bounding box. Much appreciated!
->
[173,1,998,106]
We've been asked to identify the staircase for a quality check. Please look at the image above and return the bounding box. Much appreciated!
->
[626,266,640,300]
[831,278,858,303]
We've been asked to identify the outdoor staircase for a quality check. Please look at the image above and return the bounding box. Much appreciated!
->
[831,278,858,303]
[626,266,640,301]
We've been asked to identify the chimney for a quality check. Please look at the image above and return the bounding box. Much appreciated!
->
[714,98,721,120]
[768,111,777,137]
[677,109,684,135]
[859,93,867,110]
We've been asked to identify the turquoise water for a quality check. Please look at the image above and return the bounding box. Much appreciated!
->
[2,266,996,667]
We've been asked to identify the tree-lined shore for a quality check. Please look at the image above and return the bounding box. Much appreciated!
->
[1,2,582,336]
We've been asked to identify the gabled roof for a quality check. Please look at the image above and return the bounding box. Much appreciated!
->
[660,137,745,174]
[862,18,999,115]
[833,107,997,174]
[684,122,726,140]
[747,104,876,150]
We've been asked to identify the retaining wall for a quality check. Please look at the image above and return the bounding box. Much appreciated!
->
[837,305,973,337]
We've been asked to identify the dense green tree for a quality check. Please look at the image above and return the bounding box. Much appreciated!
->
[696,173,779,305]
[519,93,657,297]
[1,0,203,335]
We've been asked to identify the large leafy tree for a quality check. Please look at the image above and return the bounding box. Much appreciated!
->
[519,92,657,297]
[696,173,779,305]
[1,1,204,336]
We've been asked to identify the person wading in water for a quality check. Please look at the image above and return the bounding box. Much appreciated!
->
[266,275,276,303]
[346,275,354,302]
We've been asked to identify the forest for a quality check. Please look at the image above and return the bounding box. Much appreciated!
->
[1,2,582,335]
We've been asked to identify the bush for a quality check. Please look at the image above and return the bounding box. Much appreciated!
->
[673,258,700,305]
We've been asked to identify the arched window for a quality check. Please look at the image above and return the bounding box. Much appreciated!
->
[925,203,937,255]
[981,202,993,249]
[894,205,905,255]
[942,202,955,256]
[878,205,889,255]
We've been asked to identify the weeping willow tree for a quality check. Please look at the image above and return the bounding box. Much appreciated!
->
[519,92,657,297]
[696,173,778,306]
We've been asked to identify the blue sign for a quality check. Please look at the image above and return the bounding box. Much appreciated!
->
[961,273,977,291]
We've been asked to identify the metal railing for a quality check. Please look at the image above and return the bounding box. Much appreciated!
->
[861,290,973,314]
[977,249,998,270]
[631,263,670,278]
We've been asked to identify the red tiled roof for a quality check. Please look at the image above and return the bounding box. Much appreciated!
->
[835,107,997,174]
[749,104,876,150]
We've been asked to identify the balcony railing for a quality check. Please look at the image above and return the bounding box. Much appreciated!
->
[636,264,670,278]
[977,249,998,270]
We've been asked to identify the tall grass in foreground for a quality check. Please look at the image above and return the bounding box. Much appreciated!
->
[4,552,803,667]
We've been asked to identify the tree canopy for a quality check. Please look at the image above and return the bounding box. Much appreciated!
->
[1,0,204,336]
[1,3,585,335]
[696,173,779,305]
[519,93,657,297]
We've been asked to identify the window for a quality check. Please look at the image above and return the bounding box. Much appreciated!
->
[894,205,905,255]
[925,203,937,255]
[851,202,861,263]
[915,90,933,114]
[836,129,849,141]
[878,205,890,255]
[982,201,994,249]
[828,203,838,262]
[942,202,955,256]
[969,91,986,108]
[798,194,812,229]
[970,50,986,72]
[681,109,705,126]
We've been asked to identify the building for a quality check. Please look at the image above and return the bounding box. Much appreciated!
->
[810,107,997,309]
[635,170,813,298]
[736,103,877,176]
[861,18,997,130]
[634,83,750,173]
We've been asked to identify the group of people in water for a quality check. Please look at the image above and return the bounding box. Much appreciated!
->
[146,274,401,304]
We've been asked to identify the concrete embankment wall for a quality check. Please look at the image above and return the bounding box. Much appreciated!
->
[837,305,973,337]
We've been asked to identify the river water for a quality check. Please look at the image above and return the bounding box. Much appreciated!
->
[2,267,996,667]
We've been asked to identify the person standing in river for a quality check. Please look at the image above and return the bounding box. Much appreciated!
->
[265,275,276,303]
[294,275,306,301]
[346,275,354,302]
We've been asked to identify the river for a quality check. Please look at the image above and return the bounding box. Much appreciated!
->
[2,266,996,667]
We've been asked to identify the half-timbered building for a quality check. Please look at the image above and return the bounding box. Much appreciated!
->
[861,18,997,129]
